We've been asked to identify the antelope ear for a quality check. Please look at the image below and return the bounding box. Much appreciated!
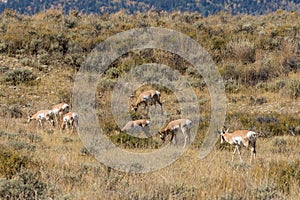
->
[219,128,224,134]
[226,128,229,133]
[218,128,226,136]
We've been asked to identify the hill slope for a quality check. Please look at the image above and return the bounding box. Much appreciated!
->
[0,9,300,199]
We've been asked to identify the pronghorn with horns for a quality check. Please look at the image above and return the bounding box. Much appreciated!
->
[219,127,258,163]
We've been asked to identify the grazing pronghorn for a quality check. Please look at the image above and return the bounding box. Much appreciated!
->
[121,119,151,137]
[219,128,258,163]
[158,118,192,149]
[27,109,55,128]
[60,112,79,133]
[51,103,70,126]
[131,90,163,113]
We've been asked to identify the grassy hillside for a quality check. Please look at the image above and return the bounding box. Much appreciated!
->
[0,9,299,199]
[0,0,299,16]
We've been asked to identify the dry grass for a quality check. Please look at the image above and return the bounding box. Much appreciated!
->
[0,9,299,199]
[1,116,300,199]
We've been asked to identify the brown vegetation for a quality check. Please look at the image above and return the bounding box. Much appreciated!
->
[0,8,299,199]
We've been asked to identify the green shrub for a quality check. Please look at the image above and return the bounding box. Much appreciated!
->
[62,137,73,144]
[20,57,35,67]
[64,53,85,69]
[2,68,37,86]
[0,146,30,178]
[268,80,286,93]
[282,56,299,75]
[271,137,289,153]
[105,67,122,79]
[38,51,50,65]
[0,171,47,199]
[27,133,42,143]
[170,183,195,199]
[0,42,7,53]
[220,64,239,81]
[225,112,298,137]
[110,132,159,149]
[226,39,255,64]
[252,184,281,200]
[285,79,300,99]
[9,141,36,151]
[0,104,23,118]
[218,192,240,200]
[211,35,227,50]
[269,159,300,193]
[97,78,117,91]
[64,16,78,28]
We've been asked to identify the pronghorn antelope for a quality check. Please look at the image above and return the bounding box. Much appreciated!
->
[51,103,70,126]
[158,118,192,149]
[60,112,79,133]
[27,109,55,128]
[219,128,258,163]
[131,90,163,113]
[121,119,151,137]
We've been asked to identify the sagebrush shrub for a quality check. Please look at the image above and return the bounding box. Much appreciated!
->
[226,39,255,64]
[2,68,37,86]
[285,79,300,99]
[0,171,47,199]
[0,146,30,178]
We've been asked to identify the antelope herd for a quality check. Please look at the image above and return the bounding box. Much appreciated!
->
[26,89,259,163]
[28,102,79,134]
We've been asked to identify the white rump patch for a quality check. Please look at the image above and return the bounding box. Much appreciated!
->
[247,131,257,141]
[185,119,192,128]
[37,113,46,119]
[171,125,180,131]
[232,136,243,145]
[64,116,71,121]
[52,108,59,114]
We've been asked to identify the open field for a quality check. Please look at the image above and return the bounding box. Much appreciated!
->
[0,9,299,199]
[1,117,300,199]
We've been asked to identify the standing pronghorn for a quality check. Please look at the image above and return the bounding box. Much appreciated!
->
[121,119,151,137]
[51,103,70,127]
[219,128,258,163]
[60,112,79,133]
[158,118,192,149]
[27,109,55,128]
[131,90,163,113]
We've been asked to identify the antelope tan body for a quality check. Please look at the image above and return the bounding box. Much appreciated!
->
[159,118,192,149]
[28,109,54,128]
[131,90,163,113]
[61,112,79,133]
[220,129,258,163]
